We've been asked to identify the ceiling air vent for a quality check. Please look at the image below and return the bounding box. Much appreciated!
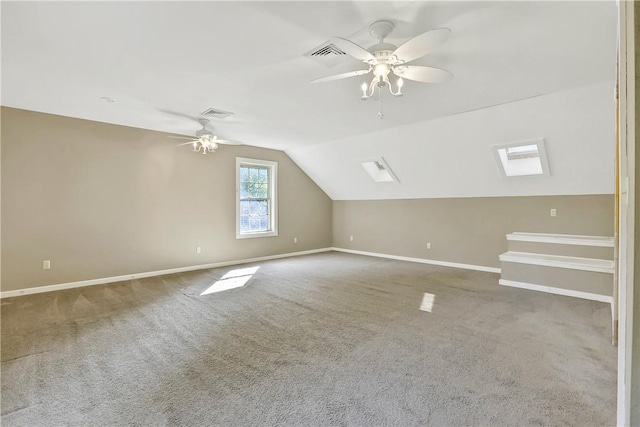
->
[201,107,234,119]
[304,41,346,68]
[308,43,346,57]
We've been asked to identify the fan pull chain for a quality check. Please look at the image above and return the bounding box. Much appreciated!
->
[378,87,384,120]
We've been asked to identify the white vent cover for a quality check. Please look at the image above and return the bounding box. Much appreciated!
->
[492,138,550,177]
[201,107,234,119]
[308,43,346,57]
[304,41,346,68]
[360,157,399,183]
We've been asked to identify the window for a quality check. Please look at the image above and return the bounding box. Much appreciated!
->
[236,157,278,239]
[492,138,550,178]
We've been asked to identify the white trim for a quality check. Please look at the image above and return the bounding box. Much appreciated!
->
[499,251,615,274]
[499,279,613,304]
[0,248,332,299]
[617,0,635,424]
[506,232,614,247]
[236,157,278,239]
[331,247,501,273]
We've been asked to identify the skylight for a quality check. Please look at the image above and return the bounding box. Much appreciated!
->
[360,157,399,183]
[492,139,550,178]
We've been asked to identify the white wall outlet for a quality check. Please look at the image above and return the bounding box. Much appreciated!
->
[550,208,557,217]
[349,235,354,242]
[196,246,201,254]
[293,237,298,244]
[427,243,431,249]
[42,260,51,270]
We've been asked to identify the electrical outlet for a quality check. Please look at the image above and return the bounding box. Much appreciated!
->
[550,209,557,217]
[349,235,354,242]
[196,246,201,254]
[42,260,51,270]
[293,237,298,244]
[427,243,431,249]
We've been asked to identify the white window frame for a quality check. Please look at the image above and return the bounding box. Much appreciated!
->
[236,157,278,239]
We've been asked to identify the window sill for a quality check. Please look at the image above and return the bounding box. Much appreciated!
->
[236,231,278,240]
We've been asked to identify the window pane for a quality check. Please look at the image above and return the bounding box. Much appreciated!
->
[240,215,250,232]
[240,200,250,216]
[254,182,267,198]
[240,166,269,199]
[259,216,268,230]
[240,166,250,198]
[249,167,259,182]
[258,200,268,216]
[250,200,260,215]
[240,182,250,199]
[259,167,268,182]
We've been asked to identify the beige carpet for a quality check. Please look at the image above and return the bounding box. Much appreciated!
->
[1,252,616,426]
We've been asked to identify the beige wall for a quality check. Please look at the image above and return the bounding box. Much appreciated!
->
[1,107,332,292]
[333,195,614,269]
[0,108,616,289]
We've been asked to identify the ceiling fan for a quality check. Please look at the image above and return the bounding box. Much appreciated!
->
[311,20,452,117]
[170,118,243,154]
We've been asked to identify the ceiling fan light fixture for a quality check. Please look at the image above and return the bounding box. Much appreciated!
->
[311,20,451,118]
[361,72,402,100]
[193,139,219,154]
[373,63,389,77]
[171,118,243,155]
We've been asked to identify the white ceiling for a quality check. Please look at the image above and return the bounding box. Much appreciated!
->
[2,1,617,152]
[288,81,615,200]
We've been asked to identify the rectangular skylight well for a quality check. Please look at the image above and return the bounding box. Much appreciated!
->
[506,144,539,160]
[360,157,399,183]
[492,138,550,178]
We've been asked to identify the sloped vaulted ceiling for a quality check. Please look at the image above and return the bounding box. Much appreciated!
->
[1,1,617,199]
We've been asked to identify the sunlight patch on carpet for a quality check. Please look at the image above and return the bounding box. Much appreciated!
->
[201,266,260,295]
[419,292,435,312]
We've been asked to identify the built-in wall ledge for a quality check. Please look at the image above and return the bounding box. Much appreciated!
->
[498,279,613,303]
[506,232,614,247]
[499,251,614,274]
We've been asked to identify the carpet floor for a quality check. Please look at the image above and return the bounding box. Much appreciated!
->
[1,252,616,426]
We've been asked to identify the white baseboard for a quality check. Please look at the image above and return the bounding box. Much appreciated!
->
[330,247,501,274]
[0,248,333,299]
[499,279,613,303]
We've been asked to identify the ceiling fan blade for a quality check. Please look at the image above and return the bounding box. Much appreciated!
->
[392,28,451,64]
[216,139,243,146]
[168,135,196,140]
[330,37,376,63]
[311,69,371,83]
[393,65,452,83]
[159,109,201,122]
[177,141,197,146]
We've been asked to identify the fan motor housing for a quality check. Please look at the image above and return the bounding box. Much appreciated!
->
[369,44,396,54]
[369,47,397,65]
